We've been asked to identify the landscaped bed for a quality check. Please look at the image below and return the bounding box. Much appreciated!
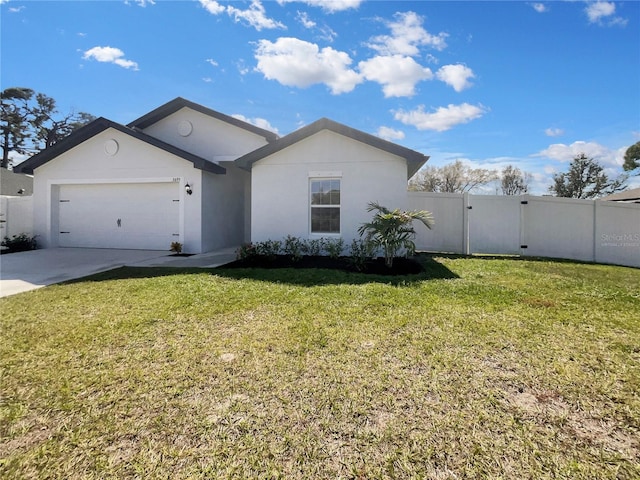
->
[225,254,425,275]
[1,255,638,479]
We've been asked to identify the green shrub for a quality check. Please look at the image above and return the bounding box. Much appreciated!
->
[2,233,38,253]
[302,238,324,257]
[255,239,282,259]
[323,237,344,259]
[283,235,304,262]
[236,243,257,260]
[170,241,183,254]
[348,238,377,271]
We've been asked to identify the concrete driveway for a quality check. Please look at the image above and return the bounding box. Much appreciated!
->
[0,248,172,298]
[0,247,238,298]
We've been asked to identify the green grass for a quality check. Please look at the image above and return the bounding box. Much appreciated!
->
[1,256,639,479]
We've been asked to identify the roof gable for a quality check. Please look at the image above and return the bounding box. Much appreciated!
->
[14,118,226,175]
[128,97,279,143]
[234,118,428,179]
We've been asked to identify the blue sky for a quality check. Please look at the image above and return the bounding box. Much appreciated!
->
[2,0,639,193]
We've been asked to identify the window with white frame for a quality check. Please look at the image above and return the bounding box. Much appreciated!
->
[310,178,340,234]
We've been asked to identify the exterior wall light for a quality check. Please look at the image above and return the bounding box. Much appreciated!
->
[185,183,193,195]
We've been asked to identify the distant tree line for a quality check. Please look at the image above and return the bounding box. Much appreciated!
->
[1,87,95,169]
[408,160,531,195]
[410,149,634,199]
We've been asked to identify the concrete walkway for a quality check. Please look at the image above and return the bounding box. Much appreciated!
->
[0,247,237,298]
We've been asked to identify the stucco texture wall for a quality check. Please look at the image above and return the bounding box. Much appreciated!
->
[142,107,270,163]
[250,130,409,244]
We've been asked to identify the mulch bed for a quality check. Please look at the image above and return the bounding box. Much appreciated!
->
[222,255,424,276]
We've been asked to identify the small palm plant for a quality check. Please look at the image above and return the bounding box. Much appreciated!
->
[358,202,433,269]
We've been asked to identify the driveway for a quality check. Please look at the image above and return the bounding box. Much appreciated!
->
[0,248,171,298]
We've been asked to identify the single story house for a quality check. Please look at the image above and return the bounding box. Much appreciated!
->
[16,98,428,253]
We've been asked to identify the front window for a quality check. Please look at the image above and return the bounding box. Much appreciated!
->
[310,179,340,234]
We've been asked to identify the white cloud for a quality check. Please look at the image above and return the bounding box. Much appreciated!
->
[206,58,218,67]
[125,0,155,6]
[394,103,486,132]
[9,5,25,13]
[436,64,475,92]
[202,77,213,83]
[535,140,624,167]
[227,0,285,31]
[199,0,225,15]
[545,128,564,137]
[359,55,433,98]
[377,126,405,141]
[297,11,315,28]
[254,37,362,94]
[367,11,448,56]
[83,46,139,70]
[278,0,362,13]
[532,3,547,13]
[232,114,279,134]
[586,1,615,22]
[585,1,627,26]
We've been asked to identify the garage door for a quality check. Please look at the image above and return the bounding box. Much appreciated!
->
[58,183,180,250]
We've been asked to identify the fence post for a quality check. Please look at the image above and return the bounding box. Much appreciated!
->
[463,192,470,255]
[519,194,528,256]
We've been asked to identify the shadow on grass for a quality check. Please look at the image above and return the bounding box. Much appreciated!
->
[63,255,459,287]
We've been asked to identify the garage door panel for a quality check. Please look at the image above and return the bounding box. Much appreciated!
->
[58,183,180,250]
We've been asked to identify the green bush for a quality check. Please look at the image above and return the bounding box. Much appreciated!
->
[236,243,257,260]
[283,235,304,262]
[323,237,345,259]
[2,233,38,253]
[348,238,377,271]
[255,239,282,259]
[301,238,324,257]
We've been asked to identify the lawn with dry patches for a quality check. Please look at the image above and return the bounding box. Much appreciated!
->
[1,256,639,479]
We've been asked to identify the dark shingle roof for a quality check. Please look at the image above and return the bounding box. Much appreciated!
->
[14,117,226,175]
[127,97,279,143]
[234,118,428,179]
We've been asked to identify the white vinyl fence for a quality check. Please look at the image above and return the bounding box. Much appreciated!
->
[0,195,34,241]
[408,193,640,269]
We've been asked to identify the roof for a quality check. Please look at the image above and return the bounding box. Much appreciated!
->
[0,169,33,195]
[127,97,279,143]
[602,187,640,203]
[14,117,226,175]
[234,117,429,179]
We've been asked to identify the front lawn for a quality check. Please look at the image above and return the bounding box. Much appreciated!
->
[1,256,639,479]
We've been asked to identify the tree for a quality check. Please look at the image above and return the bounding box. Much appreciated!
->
[0,87,95,168]
[409,160,497,193]
[549,153,627,199]
[623,141,640,175]
[357,202,433,269]
[31,94,96,151]
[1,87,35,169]
[500,165,531,195]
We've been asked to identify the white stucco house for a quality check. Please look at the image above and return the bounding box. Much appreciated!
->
[16,98,428,253]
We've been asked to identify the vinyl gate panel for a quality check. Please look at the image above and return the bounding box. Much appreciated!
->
[58,183,180,250]
[468,195,521,255]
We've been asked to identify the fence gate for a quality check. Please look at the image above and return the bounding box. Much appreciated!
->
[467,194,522,255]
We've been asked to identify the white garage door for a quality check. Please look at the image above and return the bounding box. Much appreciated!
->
[58,183,180,250]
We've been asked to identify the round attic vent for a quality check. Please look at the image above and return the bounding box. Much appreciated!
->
[104,139,119,156]
[178,120,193,137]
